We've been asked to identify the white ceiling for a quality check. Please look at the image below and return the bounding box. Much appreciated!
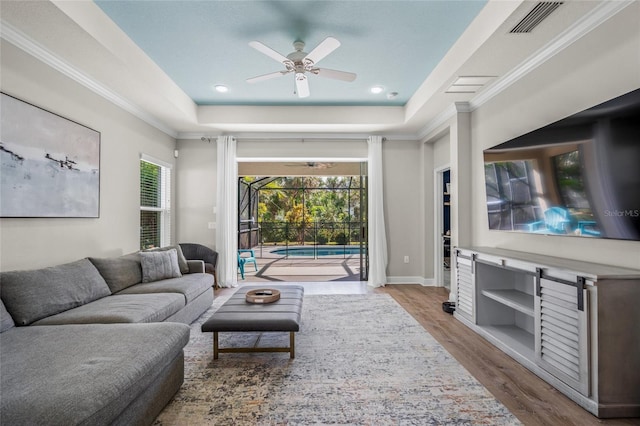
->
[0,1,629,139]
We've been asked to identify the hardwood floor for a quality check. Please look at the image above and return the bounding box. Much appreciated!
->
[379,285,640,426]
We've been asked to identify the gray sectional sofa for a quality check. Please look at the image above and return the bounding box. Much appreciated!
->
[0,246,214,425]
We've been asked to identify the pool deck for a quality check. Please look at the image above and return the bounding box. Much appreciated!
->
[240,245,364,282]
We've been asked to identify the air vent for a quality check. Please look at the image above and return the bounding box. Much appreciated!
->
[510,2,563,33]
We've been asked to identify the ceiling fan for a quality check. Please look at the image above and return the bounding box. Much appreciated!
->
[285,162,335,169]
[246,37,357,98]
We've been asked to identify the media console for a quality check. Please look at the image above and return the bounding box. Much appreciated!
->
[454,246,640,418]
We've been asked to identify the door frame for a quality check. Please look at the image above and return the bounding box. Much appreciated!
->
[236,156,369,282]
[434,164,450,287]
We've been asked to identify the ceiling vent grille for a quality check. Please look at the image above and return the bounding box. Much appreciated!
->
[510,2,563,33]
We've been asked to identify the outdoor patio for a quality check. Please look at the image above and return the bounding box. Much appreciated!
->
[239,245,363,282]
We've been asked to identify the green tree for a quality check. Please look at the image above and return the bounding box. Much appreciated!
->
[284,203,312,243]
[250,176,363,244]
[140,161,161,249]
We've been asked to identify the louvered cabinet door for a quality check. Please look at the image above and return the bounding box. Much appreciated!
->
[455,253,475,322]
[535,277,589,396]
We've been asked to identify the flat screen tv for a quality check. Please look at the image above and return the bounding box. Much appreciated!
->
[483,88,640,241]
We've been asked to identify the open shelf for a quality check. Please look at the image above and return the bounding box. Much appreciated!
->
[481,289,534,317]
[482,324,535,359]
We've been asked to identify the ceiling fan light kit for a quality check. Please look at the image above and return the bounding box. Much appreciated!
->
[247,37,357,98]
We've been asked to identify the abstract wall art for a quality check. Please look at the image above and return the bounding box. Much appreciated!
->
[1,93,100,217]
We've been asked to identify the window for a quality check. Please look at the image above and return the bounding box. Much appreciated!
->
[140,156,171,249]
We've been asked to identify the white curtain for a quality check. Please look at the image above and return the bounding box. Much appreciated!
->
[367,136,388,287]
[215,135,238,288]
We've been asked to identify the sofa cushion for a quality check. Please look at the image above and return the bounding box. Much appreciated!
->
[32,293,185,325]
[144,244,189,274]
[0,259,112,326]
[140,249,182,283]
[89,253,142,293]
[0,323,189,426]
[117,273,214,304]
[0,299,15,332]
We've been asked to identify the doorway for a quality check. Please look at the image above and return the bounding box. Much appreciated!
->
[237,161,368,282]
[434,166,451,289]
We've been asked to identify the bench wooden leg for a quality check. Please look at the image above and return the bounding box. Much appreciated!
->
[211,331,296,360]
[290,332,295,359]
[213,332,219,360]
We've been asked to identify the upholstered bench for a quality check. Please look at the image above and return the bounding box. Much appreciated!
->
[201,285,304,359]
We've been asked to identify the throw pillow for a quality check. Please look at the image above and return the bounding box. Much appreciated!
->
[144,245,189,274]
[140,249,182,283]
[0,258,112,326]
[89,253,143,293]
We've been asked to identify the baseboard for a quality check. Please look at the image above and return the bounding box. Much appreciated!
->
[386,276,439,286]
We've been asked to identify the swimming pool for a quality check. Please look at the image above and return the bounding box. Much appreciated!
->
[270,246,365,257]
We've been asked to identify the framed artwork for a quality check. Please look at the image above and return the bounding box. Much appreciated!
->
[0,93,100,218]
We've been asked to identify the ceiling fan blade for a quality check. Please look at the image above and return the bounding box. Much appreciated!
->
[249,41,293,66]
[246,70,291,84]
[314,68,357,82]
[295,73,310,98]
[303,36,340,66]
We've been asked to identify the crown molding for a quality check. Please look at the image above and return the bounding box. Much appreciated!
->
[0,21,178,138]
[417,104,457,142]
[417,0,634,139]
[454,101,471,113]
[418,102,470,143]
[470,0,634,110]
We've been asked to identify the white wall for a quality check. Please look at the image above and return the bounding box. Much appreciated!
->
[175,139,217,247]
[432,133,450,168]
[470,8,640,268]
[0,41,177,271]
[383,140,424,281]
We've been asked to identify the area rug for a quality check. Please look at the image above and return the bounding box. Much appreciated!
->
[154,293,520,425]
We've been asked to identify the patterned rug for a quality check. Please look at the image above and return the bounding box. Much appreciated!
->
[154,293,520,425]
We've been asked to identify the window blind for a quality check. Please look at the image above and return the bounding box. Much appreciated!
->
[140,158,171,249]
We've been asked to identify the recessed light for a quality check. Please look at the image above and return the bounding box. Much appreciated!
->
[370,86,384,94]
[214,85,229,93]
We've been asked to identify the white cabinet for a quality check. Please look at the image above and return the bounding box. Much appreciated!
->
[453,246,640,418]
